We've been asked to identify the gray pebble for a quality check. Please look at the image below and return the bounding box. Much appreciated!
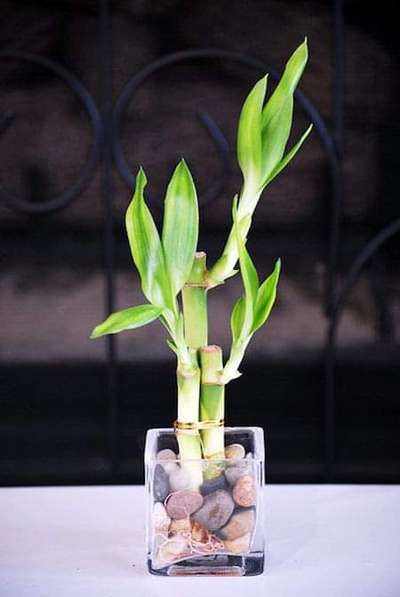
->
[193,489,235,531]
[153,464,170,501]
[224,461,251,486]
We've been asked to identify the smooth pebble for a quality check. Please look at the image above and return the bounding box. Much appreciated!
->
[232,474,257,507]
[166,490,203,520]
[193,489,235,531]
[218,508,255,540]
[153,464,170,501]
[156,448,179,475]
[224,460,251,486]
[223,531,251,554]
[225,443,245,461]
[169,467,191,492]
[152,502,170,534]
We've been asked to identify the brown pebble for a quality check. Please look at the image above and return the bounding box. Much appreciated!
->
[225,443,245,461]
[165,490,203,519]
[218,508,255,540]
[232,475,257,507]
[223,532,251,554]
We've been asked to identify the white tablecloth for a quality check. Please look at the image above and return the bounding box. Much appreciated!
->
[1,485,399,597]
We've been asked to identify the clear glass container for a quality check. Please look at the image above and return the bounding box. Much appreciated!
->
[145,426,265,576]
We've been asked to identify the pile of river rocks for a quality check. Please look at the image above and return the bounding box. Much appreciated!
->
[151,443,258,566]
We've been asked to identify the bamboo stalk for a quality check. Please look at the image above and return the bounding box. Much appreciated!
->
[176,350,203,489]
[180,252,209,475]
[199,345,225,479]
[182,252,208,350]
[208,190,256,286]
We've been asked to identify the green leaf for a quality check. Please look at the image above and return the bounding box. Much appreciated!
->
[125,168,173,310]
[90,304,162,338]
[230,295,245,342]
[261,94,293,183]
[260,39,308,183]
[252,259,281,333]
[261,38,308,129]
[233,198,259,338]
[162,159,199,296]
[261,124,313,191]
[237,75,267,185]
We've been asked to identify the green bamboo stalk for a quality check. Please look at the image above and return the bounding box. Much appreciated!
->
[181,252,208,349]
[176,350,203,489]
[208,192,256,286]
[199,345,225,479]
[181,252,209,474]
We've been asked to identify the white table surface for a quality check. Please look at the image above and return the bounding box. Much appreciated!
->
[1,485,399,597]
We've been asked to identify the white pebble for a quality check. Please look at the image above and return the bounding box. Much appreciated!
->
[169,467,191,492]
[156,448,179,474]
[152,502,170,534]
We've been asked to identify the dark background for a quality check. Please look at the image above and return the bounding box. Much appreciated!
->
[1,0,399,486]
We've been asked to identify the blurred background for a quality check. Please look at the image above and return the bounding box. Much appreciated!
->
[1,0,399,486]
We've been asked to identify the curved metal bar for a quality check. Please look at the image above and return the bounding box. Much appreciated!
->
[0,111,15,135]
[323,0,345,483]
[0,51,103,214]
[113,48,338,196]
[195,110,231,206]
[324,217,400,480]
[332,218,400,324]
[99,0,118,477]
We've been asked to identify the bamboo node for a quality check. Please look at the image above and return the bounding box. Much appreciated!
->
[173,419,224,435]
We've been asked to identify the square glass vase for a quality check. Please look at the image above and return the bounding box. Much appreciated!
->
[145,426,265,576]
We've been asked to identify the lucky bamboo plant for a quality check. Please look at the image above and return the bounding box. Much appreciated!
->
[91,40,312,487]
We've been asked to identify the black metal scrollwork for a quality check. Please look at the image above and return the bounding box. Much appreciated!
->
[0,51,103,214]
[112,48,336,207]
[3,0,396,482]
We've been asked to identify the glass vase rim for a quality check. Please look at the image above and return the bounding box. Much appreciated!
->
[145,425,265,464]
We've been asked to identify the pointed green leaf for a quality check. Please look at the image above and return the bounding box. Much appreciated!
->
[260,123,313,191]
[161,159,199,295]
[262,39,308,128]
[233,198,259,338]
[260,39,308,182]
[90,304,161,338]
[230,295,245,342]
[252,259,281,333]
[261,94,293,182]
[125,168,173,310]
[237,75,267,184]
